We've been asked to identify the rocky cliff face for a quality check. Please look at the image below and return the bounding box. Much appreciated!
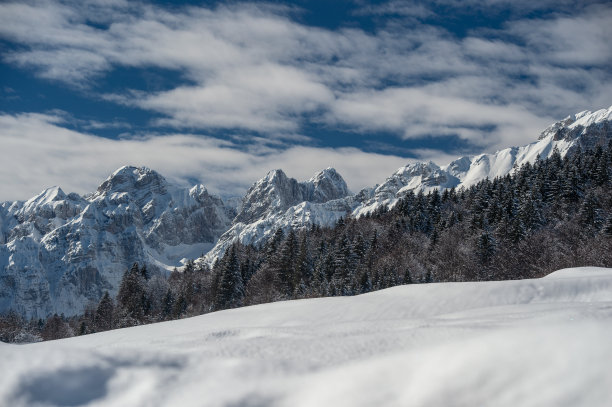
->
[202,168,352,264]
[0,166,234,317]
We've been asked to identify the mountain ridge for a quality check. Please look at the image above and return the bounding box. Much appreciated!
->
[1,105,611,316]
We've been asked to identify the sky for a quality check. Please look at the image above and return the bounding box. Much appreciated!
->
[0,0,611,201]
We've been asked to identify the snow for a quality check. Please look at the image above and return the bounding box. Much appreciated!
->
[3,107,612,317]
[569,105,612,129]
[1,266,611,406]
[0,166,233,317]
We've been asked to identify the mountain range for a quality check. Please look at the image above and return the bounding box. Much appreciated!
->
[1,105,611,317]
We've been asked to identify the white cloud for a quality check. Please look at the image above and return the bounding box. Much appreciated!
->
[1,0,609,142]
[0,0,610,200]
[0,112,411,202]
[329,87,553,150]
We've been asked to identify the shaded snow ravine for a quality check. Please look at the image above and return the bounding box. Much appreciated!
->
[1,266,611,407]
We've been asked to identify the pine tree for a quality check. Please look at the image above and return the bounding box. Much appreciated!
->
[476,232,496,265]
[403,268,413,284]
[296,234,312,285]
[162,289,175,320]
[41,314,73,341]
[359,271,372,293]
[579,192,602,228]
[140,264,150,280]
[95,291,114,331]
[596,151,609,186]
[173,293,187,318]
[602,215,612,237]
[215,245,244,309]
[424,270,433,283]
[117,263,147,321]
[276,229,298,295]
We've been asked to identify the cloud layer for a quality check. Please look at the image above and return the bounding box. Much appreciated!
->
[2,1,610,141]
[0,112,413,201]
[0,0,611,200]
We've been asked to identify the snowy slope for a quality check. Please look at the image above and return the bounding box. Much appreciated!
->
[1,267,611,406]
[0,166,234,318]
[204,105,612,256]
[353,105,612,216]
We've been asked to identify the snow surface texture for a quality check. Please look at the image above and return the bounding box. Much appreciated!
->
[2,106,611,316]
[1,267,611,407]
[0,166,235,317]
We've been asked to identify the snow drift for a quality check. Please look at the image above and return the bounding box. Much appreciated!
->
[1,266,611,406]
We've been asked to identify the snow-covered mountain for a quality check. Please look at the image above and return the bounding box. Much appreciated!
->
[352,105,612,216]
[0,166,234,317]
[2,267,611,406]
[203,168,354,263]
[2,106,611,316]
[203,105,612,262]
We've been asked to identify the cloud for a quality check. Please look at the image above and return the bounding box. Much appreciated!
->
[354,1,434,19]
[1,0,609,140]
[132,64,335,132]
[508,5,612,67]
[0,112,412,202]
[329,87,553,150]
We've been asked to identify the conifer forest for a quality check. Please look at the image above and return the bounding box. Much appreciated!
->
[2,143,611,342]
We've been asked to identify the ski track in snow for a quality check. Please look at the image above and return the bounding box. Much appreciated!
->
[1,266,612,406]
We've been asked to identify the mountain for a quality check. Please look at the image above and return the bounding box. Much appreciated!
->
[352,105,612,216]
[0,166,234,317]
[2,106,611,316]
[203,167,353,263]
[202,105,612,262]
[2,267,611,406]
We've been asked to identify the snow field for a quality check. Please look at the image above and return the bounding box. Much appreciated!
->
[1,267,611,406]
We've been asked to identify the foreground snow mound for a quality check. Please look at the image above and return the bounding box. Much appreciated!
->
[1,267,611,407]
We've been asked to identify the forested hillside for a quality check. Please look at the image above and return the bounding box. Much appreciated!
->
[2,143,611,342]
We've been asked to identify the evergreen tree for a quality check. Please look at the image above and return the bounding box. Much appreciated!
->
[162,289,175,320]
[476,232,496,265]
[603,215,612,237]
[359,271,372,293]
[276,229,298,295]
[424,270,433,283]
[296,234,312,285]
[579,192,602,228]
[117,263,148,321]
[95,291,114,331]
[41,314,73,341]
[215,245,244,309]
[596,150,609,185]
[403,268,413,284]
[173,293,187,318]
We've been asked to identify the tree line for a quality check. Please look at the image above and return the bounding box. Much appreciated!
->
[2,142,612,342]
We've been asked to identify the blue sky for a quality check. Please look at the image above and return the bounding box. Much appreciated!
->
[1,0,611,201]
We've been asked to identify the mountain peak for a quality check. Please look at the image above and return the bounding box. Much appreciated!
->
[262,169,288,183]
[538,105,612,141]
[235,168,350,225]
[95,166,168,197]
[570,105,612,129]
[29,186,65,204]
[307,167,349,202]
[19,186,67,215]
